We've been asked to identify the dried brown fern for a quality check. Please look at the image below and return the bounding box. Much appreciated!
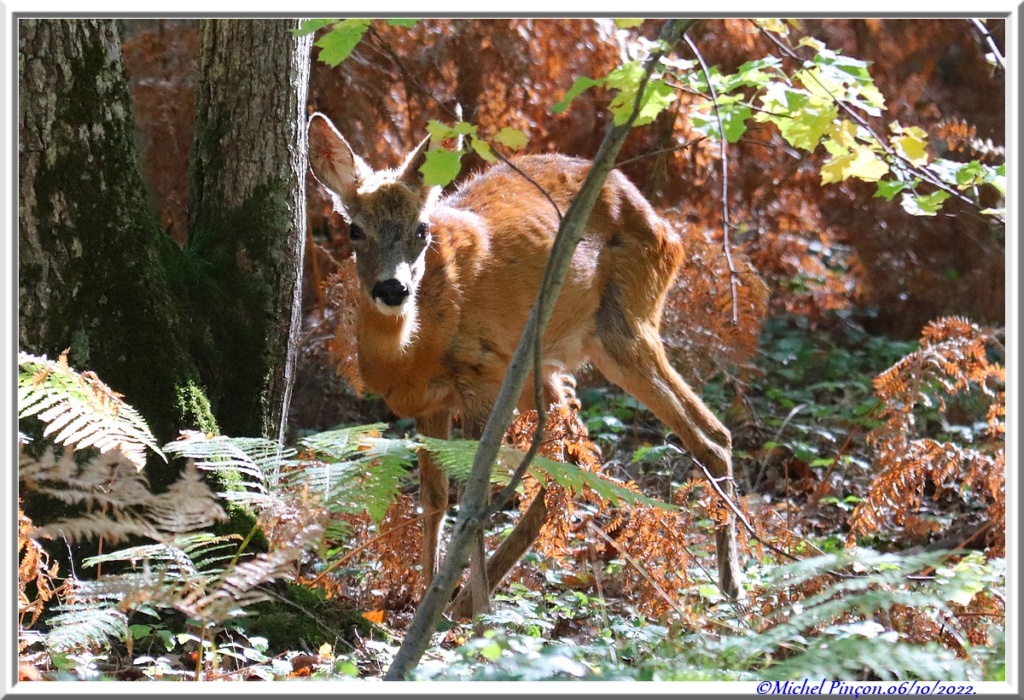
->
[662,221,769,385]
[849,317,1004,556]
[505,403,751,617]
[322,257,364,394]
[18,504,67,649]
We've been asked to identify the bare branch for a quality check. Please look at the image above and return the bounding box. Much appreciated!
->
[684,33,741,326]
[969,19,1005,71]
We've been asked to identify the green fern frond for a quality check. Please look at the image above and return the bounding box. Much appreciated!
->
[527,451,665,509]
[298,423,391,459]
[765,637,971,681]
[169,427,420,524]
[417,437,669,510]
[18,351,164,469]
[43,601,128,652]
[724,549,998,681]
[164,431,294,490]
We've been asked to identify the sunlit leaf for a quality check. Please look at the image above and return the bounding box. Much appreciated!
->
[293,18,337,37]
[821,145,889,184]
[890,123,930,166]
[900,190,951,216]
[874,179,906,201]
[420,148,464,187]
[314,19,371,67]
[387,19,418,28]
[470,137,498,163]
[493,127,529,150]
[799,36,826,52]
[614,19,645,29]
[754,18,790,36]
[551,75,601,114]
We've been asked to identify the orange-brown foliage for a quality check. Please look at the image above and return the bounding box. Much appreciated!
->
[18,505,66,648]
[121,21,199,245]
[849,317,1005,556]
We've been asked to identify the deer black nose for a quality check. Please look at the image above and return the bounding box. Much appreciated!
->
[371,279,409,306]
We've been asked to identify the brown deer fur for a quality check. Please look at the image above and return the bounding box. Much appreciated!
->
[307,113,744,617]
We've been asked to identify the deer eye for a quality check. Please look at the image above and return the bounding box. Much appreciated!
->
[415,222,430,240]
[349,222,365,241]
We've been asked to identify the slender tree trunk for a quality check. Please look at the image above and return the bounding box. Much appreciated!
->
[187,19,312,441]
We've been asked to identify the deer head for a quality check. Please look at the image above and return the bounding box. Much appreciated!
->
[308,113,436,318]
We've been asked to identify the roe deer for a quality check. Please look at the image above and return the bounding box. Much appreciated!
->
[307,113,745,617]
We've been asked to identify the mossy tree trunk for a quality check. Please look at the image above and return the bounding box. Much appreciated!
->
[18,19,201,449]
[186,19,312,442]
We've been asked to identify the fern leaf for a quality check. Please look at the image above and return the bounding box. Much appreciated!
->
[164,431,292,492]
[43,602,128,652]
[18,352,163,469]
[418,437,669,510]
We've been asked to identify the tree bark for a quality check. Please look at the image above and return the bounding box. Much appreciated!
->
[18,19,198,448]
[187,19,312,441]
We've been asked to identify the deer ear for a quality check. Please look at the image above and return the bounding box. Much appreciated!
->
[307,113,369,211]
[397,135,432,189]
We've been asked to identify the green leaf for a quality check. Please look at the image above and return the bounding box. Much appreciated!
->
[733,57,783,89]
[756,83,835,151]
[426,119,477,146]
[900,190,951,216]
[721,103,752,143]
[691,101,751,143]
[609,76,675,127]
[387,19,418,28]
[614,19,645,29]
[421,148,464,187]
[493,127,529,150]
[157,628,175,651]
[293,18,338,37]
[336,660,360,677]
[314,19,371,67]
[874,179,906,201]
[470,137,497,163]
[480,641,503,661]
[552,75,601,114]
[954,160,986,187]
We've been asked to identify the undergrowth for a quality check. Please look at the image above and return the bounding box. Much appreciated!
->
[17,309,1005,682]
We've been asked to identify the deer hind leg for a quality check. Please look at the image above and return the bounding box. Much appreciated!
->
[415,411,452,595]
[589,320,745,601]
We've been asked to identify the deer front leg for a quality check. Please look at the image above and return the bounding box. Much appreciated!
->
[415,412,452,595]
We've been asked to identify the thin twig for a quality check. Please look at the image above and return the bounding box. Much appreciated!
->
[969,18,1005,71]
[691,456,799,564]
[586,522,696,625]
[684,34,741,326]
[367,25,565,224]
[614,136,707,168]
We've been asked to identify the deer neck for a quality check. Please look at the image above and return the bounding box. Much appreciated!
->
[356,295,420,360]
